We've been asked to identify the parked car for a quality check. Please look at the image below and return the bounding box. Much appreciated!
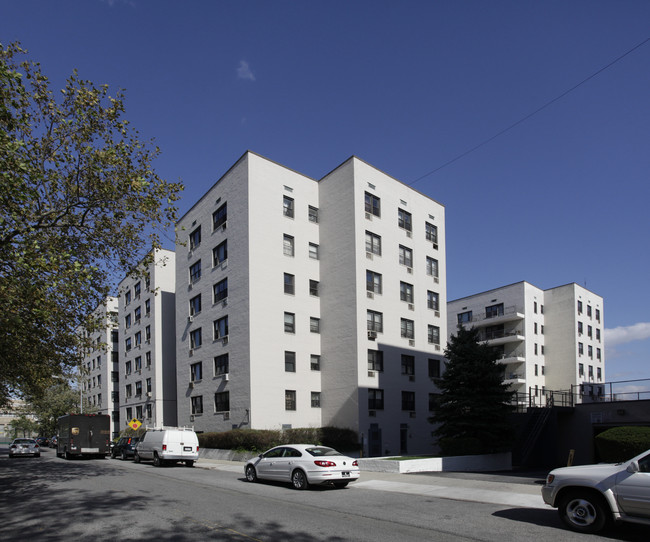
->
[245,444,360,490]
[111,436,141,460]
[134,427,199,467]
[35,436,49,447]
[9,438,41,458]
[49,436,58,448]
[542,448,650,533]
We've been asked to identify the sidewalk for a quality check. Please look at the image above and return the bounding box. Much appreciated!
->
[195,458,549,510]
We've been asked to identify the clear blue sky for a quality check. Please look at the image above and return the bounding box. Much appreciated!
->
[3,1,649,386]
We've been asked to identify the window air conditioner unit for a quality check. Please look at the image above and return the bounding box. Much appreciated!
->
[434,310,440,317]
[223,412,230,420]
[189,349,194,356]
[146,392,152,398]
[435,345,441,351]
[409,375,415,382]
[410,411,416,418]
[222,299,228,307]
[224,373,229,381]
[145,339,150,345]
[367,291,374,299]
[189,381,194,388]
[368,371,376,378]
[368,410,376,417]
[407,267,413,274]
[406,231,412,238]
[222,336,229,345]
[408,303,414,311]
[433,243,438,250]
[434,277,439,284]
[409,340,415,347]
[365,212,372,220]
[188,315,194,323]
[368,331,377,340]
[190,415,195,422]
[366,252,373,260]
[222,222,227,231]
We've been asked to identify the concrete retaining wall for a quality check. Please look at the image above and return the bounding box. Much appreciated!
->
[357,452,512,473]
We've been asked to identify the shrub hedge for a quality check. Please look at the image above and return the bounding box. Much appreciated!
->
[595,426,650,462]
[198,426,359,453]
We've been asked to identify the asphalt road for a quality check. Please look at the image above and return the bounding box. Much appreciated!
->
[1,447,649,542]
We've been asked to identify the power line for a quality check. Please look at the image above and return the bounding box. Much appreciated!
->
[410,37,650,186]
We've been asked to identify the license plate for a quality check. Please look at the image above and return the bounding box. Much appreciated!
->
[341,471,350,477]
[184,446,193,451]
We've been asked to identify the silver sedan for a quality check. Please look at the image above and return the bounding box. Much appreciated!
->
[9,438,41,458]
[245,444,360,490]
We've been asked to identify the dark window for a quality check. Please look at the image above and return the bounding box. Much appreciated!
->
[402,391,415,411]
[365,192,380,217]
[213,278,228,302]
[215,391,229,412]
[212,203,227,230]
[189,226,201,250]
[213,240,228,266]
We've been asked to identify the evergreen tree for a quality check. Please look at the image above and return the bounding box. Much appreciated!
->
[430,325,515,455]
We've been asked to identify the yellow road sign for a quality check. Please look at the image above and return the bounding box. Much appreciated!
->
[128,418,142,430]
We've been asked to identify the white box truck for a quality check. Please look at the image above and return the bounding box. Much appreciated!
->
[134,427,199,467]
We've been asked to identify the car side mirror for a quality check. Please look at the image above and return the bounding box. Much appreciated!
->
[258,453,264,458]
[626,461,640,474]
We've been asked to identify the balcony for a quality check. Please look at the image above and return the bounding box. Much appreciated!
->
[503,373,526,387]
[470,305,524,326]
[480,329,525,346]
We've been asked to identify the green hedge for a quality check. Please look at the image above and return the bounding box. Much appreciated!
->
[595,426,650,462]
[198,426,359,454]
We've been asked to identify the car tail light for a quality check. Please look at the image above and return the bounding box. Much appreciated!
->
[546,474,555,484]
[163,444,167,451]
[314,460,337,467]
[352,460,358,466]
[34,444,39,448]
[10,444,16,449]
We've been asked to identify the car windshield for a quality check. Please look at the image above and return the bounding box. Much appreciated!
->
[14,439,34,444]
[305,447,341,457]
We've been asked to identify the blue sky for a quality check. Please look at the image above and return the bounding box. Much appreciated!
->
[3,1,649,386]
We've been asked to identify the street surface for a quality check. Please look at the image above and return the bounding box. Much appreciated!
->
[1,447,649,541]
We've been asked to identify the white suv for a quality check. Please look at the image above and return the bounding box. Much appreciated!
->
[134,427,199,467]
[542,448,650,533]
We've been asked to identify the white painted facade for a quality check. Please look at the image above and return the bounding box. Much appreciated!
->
[80,297,119,437]
[175,151,447,456]
[447,282,605,404]
[117,249,177,431]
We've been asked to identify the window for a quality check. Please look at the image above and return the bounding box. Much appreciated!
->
[428,325,440,345]
[364,192,380,217]
[368,349,383,371]
[535,364,538,376]
[125,290,131,305]
[365,231,381,255]
[134,282,141,299]
[579,363,584,377]
[578,321,583,335]
[191,396,203,415]
[597,348,601,360]
[214,316,229,339]
[588,345,593,359]
[398,208,412,232]
[485,303,504,318]
[534,343,538,355]
[125,383,132,398]
[401,318,414,339]
[587,305,592,317]
[213,240,228,266]
[534,301,538,313]
[145,351,151,367]
[283,196,294,218]
[427,291,439,311]
[588,325,593,338]
[213,202,227,230]
[189,226,201,250]
[125,337,132,352]
[400,282,414,303]
[308,205,319,223]
[402,391,415,411]
[577,301,583,314]
[429,393,439,411]
[309,242,319,260]
[213,278,228,303]
[457,311,472,324]
[425,222,437,243]
[190,362,203,382]
[126,407,132,420]
[595,309,600,322]
[428,358,441,378]
[190,328,202,349]
[190,294,202,316]
[146,378,152,393]
[125,314,131,329]
[578,342,584,356]
[309,280,319,297]
[426,257,438,278]
[145,404,152,419]
[399,245,413,267]
[214,354,229,375]
[134,331,141,347]
[310,317,320,333]
[310,354,321,371]
[596,328,601,341]
[134,306,141,323]
[588,365,594,379]
[401,355,415,375]
[284,273,295,295]
[311,392,321,408]
[145,299,150,316]
[284,312,295,333]
[135,380,142,396]
[112,371,119,382]
[135,356,142,371]
[368,389,384,410]
[215,391,229,412]
[597,367,602,381]
[366,271,382,294]
[112,330,119,343]
[189,261,202,283]
[285,351,296,372]
[283,234,294,257]
[285,390,296,411]
[367,310,383,333]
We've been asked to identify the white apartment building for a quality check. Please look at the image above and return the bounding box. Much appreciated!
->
[176,151,447,456]
[447,282,605,404]
[80,297,119,437]
[118,249,177,430]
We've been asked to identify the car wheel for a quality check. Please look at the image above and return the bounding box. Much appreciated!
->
[291,469,309,490]
[134,452,141,463]
[121,451,128,461]
[64,449,71,460]
[111,450,117,459]
[333,482,349,489]
[558,491,609,533]
[245,465,258,483]
[153,453,163,467]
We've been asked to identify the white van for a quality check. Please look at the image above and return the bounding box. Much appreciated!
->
[134,427,199,467]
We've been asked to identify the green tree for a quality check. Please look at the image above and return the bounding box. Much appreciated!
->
[430,326,515,455]
[26,378,80,437]
[9,414,39,438]
[0,42,182,407]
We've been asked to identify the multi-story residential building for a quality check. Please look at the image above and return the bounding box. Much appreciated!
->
[80,297,119,437]
[176,151,447,456]
[447,282,605,404]
[118,249,177,430]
